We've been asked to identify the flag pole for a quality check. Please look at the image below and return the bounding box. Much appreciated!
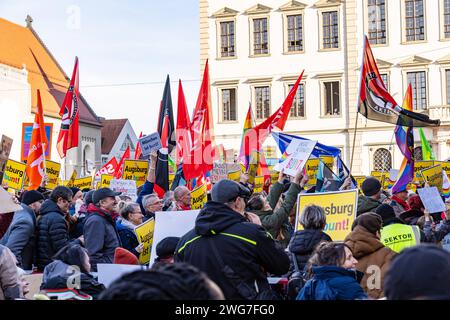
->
[350,111,359,173]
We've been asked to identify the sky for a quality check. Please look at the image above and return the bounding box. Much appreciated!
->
[0,0,200,134]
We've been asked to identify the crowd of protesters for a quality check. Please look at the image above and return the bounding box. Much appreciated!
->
[1,154,450,301]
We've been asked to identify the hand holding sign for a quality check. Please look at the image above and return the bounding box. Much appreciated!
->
[139,133,163,157]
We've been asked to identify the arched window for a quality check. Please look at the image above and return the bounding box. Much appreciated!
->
[414,146,423,161]
[373,148,392,171]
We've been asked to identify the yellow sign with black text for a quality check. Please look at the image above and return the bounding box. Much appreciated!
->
[122,160,148,188]
[100,174,113,188]
[135,219,155,265]
[421,164,443,194]
[191,183,207,209]
[72,177,93,190]
[2,159,26,191]
[253,176,264,193]
[45,161,61,190]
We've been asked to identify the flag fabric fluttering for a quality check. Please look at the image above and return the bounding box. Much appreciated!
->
[419,128,435,160]
[95,157,118,178]
[135,132,143,160]
[26,90,48,190]
[176,80,192,166]
[239,103,255,170]
[316,159,342,192]
[57,57,80,158]
[114,146,130,179]
[358,36,439,128]
[442,170,450,198]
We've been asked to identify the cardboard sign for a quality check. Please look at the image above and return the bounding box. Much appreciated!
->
[421,164,443,193]
[296,189,358,241]
[253,176,264,193]
[149,210,200,266]
[2,159,26,190]
[122,160,148,187]
[134,218,156,265]
[139,133,162,157]
[211,163,228,183]
[72,177,93,190]
[44,160,61,190]
[191,183,207,210]
[110,179,137,201]
[0,135,13,173]
[275,139,317,177]
[100,174,114,188]
[414,161,436,182]
[418,187,446,213]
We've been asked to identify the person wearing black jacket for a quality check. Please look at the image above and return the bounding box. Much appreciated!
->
[36,186,81,271]
[175,179,290,300]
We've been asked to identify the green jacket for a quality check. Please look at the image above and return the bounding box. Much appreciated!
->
[357,195,382,216]
[252,182,302,248]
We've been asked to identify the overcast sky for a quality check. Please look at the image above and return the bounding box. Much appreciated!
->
[1,0,200,134]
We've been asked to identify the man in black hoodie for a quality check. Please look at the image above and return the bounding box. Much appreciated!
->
[175,179,290,300]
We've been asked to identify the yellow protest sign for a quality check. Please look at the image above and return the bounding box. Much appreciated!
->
[253,176,264,193]
[44,161,61,190]
[442,162,450,179]
[135,219,155,265]
[321,156,334,171]
[270,171,279,185]
[371,171,389,189]
[169,173,175,189]
[100,174,113,188]
[191,183,207,209]
[72,177,93,190]
[306,159,319,185]
[296,189,358,241]
[421,164,443,193]
[67,170,77,187]
[227,170,241,182]
[122,160,148,187]
[414,161,435,182]
[2,159,26,191]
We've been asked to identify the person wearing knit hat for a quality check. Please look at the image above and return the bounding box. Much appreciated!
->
[155,237,180,264]
[384,245,450,299]
[345,212,396,299]
[0,190,44,270]
[357,177,383,216]
[113,247,139,265]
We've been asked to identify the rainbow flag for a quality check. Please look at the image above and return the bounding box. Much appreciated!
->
[239,103,255,170]
[443,170,450,198]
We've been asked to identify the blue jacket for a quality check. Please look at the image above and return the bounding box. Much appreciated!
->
[116,220,139,258]
[136,180,154,220]
[297,266,367,300]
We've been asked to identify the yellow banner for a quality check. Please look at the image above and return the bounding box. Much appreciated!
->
[100,174,113,188]
[321,156,334,171]
[67,170,77,187]
[135,219,155,265]
[306,159,319,185]
[72,177,93,190]
[353,176,366,192]
[169,173,175,189]
[414,161,435,182]
[253,176,264,193]
[296,189,358,241]
[370,171,389,189]
[227,170,241,182]
[421,164,443,193]
[442,162,450,179]
[2,159,26,191]
[44,161,61,190]
[122,160,148,188]
[191,183,207,209]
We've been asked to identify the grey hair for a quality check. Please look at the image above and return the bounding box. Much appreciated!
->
[163,191,174,207]
[143,193,160,208]
[120,202,140,220]
[300,205,326,230]
[174,186,189,201]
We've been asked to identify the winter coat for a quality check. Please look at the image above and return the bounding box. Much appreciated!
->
[83,204,121,271]
[297,266,367,300]
[344,225,396,299]
[251,182,302,248]
[0,204,36,270]
[0,212,14,239]
[0,245,21,300]
[41,260,105,299]
[116,219,140,258]
[36,199,76,271]
[357,196,382,216]
[424,219,450,249]
[175,201,290,300]
[289,229,332,272]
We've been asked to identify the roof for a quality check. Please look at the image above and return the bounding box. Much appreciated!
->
[101,119,128,154]
[0,17,102,126]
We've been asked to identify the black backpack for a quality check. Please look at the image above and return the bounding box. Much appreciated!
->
[286,253,306,300]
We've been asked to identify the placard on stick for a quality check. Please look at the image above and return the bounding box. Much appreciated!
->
[418,187,446,213]
[139,133,162,157]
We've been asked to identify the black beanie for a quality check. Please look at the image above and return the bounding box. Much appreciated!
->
[22,190,44,206]
[69,187,80,197]
[156,237,180,258]
[84,190,95,206]
[361,177,381,197]
[375,204,396,224]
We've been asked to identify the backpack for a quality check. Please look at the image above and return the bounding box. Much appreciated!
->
[286,253,306,300]
[297,278,338,300]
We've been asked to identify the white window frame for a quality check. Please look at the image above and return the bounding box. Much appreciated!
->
[403,68,429,110]
[363,0,389,47]
[281,3,306,54]
[215,19,237,60]
[317,3,342,52]
[249,15,271,57]
[214,80,239,124]
[318,76,342,118]
[401,0,427,44]
[284,80,307,119]
[248,79,272,121]
[440,0,450,41]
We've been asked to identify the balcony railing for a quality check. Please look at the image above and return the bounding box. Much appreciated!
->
[425,105,450,123]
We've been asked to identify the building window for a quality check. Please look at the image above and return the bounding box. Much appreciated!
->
[289,83,305,118]
[414,146,423,161]
[255,86,271,119]
[447,70,450,105]
[221,88,236,121]
[287,14,303,52]
[373,148,392,171]
[368,0,387,45]
[220,21,235,57]
[323,81,340,116]
[253,18,269,55]
[322,11,339,49]
[405,0,425,42]
[407,71,427,110]
[380,73,389,90]
[444,0,450,38]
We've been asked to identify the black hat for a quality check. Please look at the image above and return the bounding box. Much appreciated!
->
[22,190,44,206]
[375,204,396,224]
[69,187,81,196]
[92,188,121,205]
[84,190,95,206]
[361,177,381,197]
[211,179,251,204]
[156,237,180,258]
[384,245,450,300]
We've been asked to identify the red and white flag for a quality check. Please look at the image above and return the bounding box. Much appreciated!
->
[114,146,130,179]
[176,80,191,165]
[95,157,119,178]
[57,57,80,158]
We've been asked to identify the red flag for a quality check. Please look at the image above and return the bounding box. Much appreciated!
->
[114,146,130,179]
[26,90,48,190]
[57,57,80,158]
[135,132,143,160]
[95,157,119,178]
[183,60,216,180]
[176,80,191,165]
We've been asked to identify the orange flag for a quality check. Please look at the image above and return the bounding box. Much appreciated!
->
[26,90,48,190]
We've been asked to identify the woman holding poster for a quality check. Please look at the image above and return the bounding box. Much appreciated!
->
[116,202,144,258]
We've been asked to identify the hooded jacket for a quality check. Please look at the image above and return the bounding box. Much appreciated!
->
[344,225,396,299]
[175,201,290,300]
[83,204,121,271]
[0,204,36,270]
[357,196,382,216]
[289,229,332,272]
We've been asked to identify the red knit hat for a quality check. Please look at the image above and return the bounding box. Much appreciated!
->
[113,247,139,265]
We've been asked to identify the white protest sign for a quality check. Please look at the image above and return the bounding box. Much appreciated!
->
[418,187,446,213]
[274,139,317,176]
[139,132,162,157]
[110,179,137,201]
[97,264,145,288]
[389,169,399,182]
[211,163,228,183]
[149,210,199,267]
